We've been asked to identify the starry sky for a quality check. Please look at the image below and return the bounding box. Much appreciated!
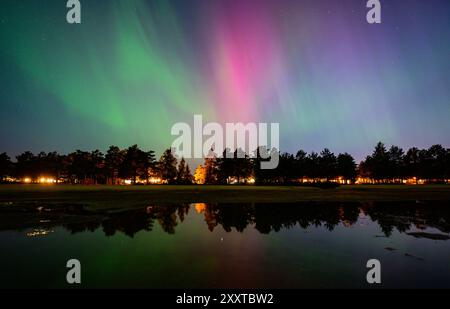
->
[0,0,449,161]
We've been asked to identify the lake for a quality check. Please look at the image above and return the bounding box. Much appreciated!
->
[1,201,450,288]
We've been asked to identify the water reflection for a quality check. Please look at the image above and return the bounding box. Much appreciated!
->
[3,201,450,239]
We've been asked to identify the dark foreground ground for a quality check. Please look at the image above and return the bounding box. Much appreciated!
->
[1,184,450,210]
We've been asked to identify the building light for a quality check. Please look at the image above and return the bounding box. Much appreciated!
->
[38,177,56,184]
[229,179,237,184]
[124,179,132,185]
[149,177,162,184]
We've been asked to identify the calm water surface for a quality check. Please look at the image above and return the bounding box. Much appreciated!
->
[1,202,450,288]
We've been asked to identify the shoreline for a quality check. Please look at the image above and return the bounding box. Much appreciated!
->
[1,184,450,210]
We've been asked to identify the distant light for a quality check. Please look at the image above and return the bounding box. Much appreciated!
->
[149,177,162,184]
[38,177,56,184]
[26,229,54,237]
[23,178,32,183]
[124,179,132,185]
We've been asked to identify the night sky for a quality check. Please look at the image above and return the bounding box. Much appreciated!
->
[1,0,449,161]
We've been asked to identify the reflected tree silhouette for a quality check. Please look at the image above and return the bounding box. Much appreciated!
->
[102,208,155,237]
[3,201,450,238]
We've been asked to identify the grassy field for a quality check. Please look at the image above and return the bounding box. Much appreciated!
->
[1,184,450,210]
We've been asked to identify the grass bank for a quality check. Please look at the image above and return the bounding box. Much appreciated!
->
[1,184,450,210]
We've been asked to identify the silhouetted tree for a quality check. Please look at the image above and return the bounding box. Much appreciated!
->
[67,150,92,184]
[254,146,277,184]
[119,145,154,184]
[216,148,234,184]
[360,142,390,181]
[215,148,253,184]
[319,148,337,181]
[46,152,64,180]
[387,145,405,180]
[425,145,447,181]
[305,152,320,181]
[337,153,357,182]
[204,155,218,184]
[176,157,193,184]
[158,148,178,184]
[90,150,105,184]
[184,164,194,184]
[277,152,296,183]
[445,148,450,180]
[105,146,125,185]
[0,152,13,182]
[139,150,156,183]
[295,150,308,180]
[15,151,38,180]
[404,147,420,182]
[176,158,186,184]
[120,145,140,183]
[233,149,253,183]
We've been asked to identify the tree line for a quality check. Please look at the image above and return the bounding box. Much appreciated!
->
[194,142,450,185]
[0,142,449,185]
[359,142,450,183]
[0,145,192,185]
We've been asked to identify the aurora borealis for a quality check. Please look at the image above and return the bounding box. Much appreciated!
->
[1,0,449,160]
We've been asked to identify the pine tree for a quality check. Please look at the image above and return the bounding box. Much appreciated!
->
[184,164,194,184]
[159,149,178,184]
[177,157,187,184]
